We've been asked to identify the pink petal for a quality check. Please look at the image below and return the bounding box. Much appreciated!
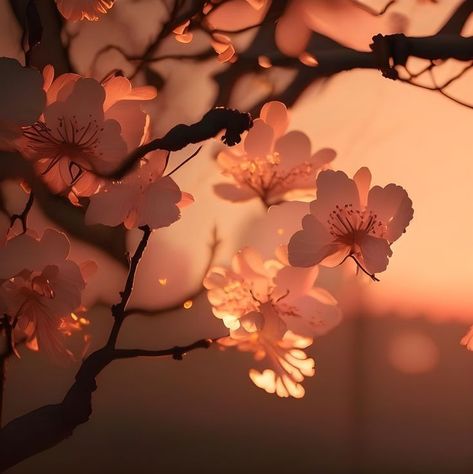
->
[367,183,414,242]
[260,101,289,137]
[105,100,148,151]
[138,177,182,229]
[358,234,392,274]
[285,294,342,336]
[274,265,319,298]
[40,229,70,264]
[85,183,137,227]
[103,76,156,111]
[274,130,311,170]
[244,118,274,157]
[232,247,267,278]
[310,170,360,222]
[310,148,337,169]
[178,192,194,208]
[353,167,372,208]
[288,214,341,267]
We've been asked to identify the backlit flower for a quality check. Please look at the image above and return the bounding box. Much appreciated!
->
[204,247,341,397]
[85,150,194,229]
[288,167,413,277]
[55,0,116,21]
[0,229,92,360]
[20,66,156,201]
[0,58,45,151]
[214,101,336,206]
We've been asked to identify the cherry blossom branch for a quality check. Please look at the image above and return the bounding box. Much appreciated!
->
[0,222,221,471]
[0,219,221,470]
[0,335,218,472]
[100,107,252,180]
[164,146,203,177]
[112,338,216,361]
[107,225,152,348]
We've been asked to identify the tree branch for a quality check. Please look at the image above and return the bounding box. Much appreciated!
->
[107,226,152,348]
[0,336,217,472]
[102,107,252,180]
[0,220,220,471]
[112,338,215,361]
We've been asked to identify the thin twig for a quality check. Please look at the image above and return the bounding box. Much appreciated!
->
[10,192,34,234]
[112,338,217,361]
[107,226,152,348]
[164,146,202,177]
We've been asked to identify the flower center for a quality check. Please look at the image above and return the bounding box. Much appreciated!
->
[327,204,386,242]
[229,152,315,196]
[23,115,104,174]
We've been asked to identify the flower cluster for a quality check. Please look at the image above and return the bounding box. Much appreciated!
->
[0,218,92,360]
[0,55,417,396]
[19,66,156,202]
[85,150,194,229]
[0,58,193,232]
[204,247,341,398]
[215,101,336,206]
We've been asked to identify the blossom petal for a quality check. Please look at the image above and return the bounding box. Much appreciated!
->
[274,130,311,170]
[138,177,182,229]
[274,264,319,298]
[85,183,137,227]
[288,214,341,267]
[259,101,289,137]
[310,148,337,169]
[244,118,274,157]
[285,294,342,336]
[358,234,392,274]
[367,183,414,242]
[353,166,371,208]
[310,169,361,222]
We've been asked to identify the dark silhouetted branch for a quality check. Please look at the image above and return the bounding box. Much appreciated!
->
[0,335,217,472]
[102,107,253,179]
[112,338,215,361]
[10,191,34,234]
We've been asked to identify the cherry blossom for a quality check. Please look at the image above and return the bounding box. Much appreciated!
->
[0,228,92,359]
[288,167,413,278]
[85,150,194,229]
[55,0,116,21]
[214,101,336,206]
[0,58,45,151]
[204,247,341,397]
[19,66,156,202]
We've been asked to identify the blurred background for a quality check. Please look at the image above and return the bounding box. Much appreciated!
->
[1,0,473,472]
